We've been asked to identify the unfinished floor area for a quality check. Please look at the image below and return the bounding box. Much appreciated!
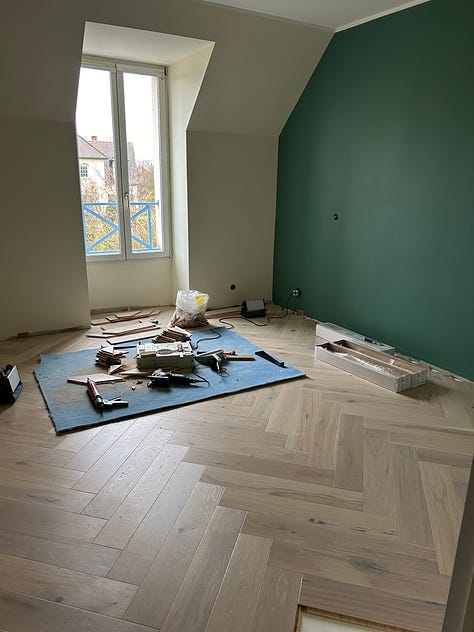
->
[0,308,472,632]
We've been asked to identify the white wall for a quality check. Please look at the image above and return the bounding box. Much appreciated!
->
[0,0,332,334]
[167,44,215,297]
[187,131,278,307]
[0,118,90,335]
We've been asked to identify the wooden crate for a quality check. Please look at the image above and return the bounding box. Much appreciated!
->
[315,322,395,353]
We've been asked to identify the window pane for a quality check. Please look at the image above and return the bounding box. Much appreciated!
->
[76,67,121,256]
[123,72,163,253]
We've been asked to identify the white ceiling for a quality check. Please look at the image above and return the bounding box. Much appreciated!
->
[83,23,213,66]
[196,0,430,31]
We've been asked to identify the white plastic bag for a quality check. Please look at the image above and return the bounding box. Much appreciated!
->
[170,290,209,328]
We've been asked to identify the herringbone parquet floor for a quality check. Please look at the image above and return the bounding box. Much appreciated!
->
[0,307,472,632]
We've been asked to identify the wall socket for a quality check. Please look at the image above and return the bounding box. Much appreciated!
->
[292,288,302,297]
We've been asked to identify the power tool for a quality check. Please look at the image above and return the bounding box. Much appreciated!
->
[147,371,201,388]
[86,378,129,411]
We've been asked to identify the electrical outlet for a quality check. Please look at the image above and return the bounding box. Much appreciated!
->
[292,288,302,297]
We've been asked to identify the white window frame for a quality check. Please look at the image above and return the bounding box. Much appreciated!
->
[80,163,89,178]
[80,55,171,262]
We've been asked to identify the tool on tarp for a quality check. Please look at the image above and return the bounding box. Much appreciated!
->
[147,371,201,388]
[255,350,286,367]
[86,378,129,411]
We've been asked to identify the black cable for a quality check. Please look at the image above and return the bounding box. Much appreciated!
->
[191,328,223,350]
[190,369,211,387]
[268,293,293,319]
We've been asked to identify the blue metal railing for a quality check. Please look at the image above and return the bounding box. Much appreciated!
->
[82,201,161,255]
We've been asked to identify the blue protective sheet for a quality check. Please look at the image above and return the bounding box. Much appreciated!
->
[34,327,305,433]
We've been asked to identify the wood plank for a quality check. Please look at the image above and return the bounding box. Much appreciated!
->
[364,428,394,516]
[72,416,158,494]
[160,506,246,632]
[65,419,135,472]
[0,497,106,543]
[0,457,83,489]
[0,440,74,467]
[266,381,304,434]
[334,414,364,492]
[84,428,173,519]
[123,482,223,627]
[94,444,188,549]
[390,444,434,547]
[416,448,473,469]
[308,400,341,470]
[269,539,449,605]
[0,552,136,617]
[204,533,272,632]
[242,511,438,571]
[107,330,158,345]
[101,322,157,335]
[0,530,120,577]
[419,461,464,575]
[249,565,302,632]
[170,431,309,466]
[300,575,445,632]
[0,475,94,513]
[248,384,282,420]
[285,389,318,453]
[183,447,334,487]
[55,425,103,453]
[221,487,396,537]
[107,462,204,584]
[67,373,125,385]
[201,467,362,511]
[0,590,157,632]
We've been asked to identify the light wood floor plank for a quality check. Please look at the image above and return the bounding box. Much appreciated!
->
[184,447,334,487]
[0,590,157,632]
[285,389,319,453]
[0,475,94,513]
[124,482,224,627]
[84,428,174,518]
[363,428,394,516]
[204,533,272,632]
[419,461,464,575]
[171,430,309,465]
[0,530,120,577]
[72,416,159,494]
[94,443,187,549]
[266,381,304,434]
[201,466,362,511]
[390,444,434,547]
[334,414,364,492]
[308,400,341,470]
[107,461,204,584]
[249,565,302,632]
[160,506,246,632]
[64,419,136,472]
[0,552,137,617]
[221,487,396,537]
[300,575,445,632]
[0,497,105,542]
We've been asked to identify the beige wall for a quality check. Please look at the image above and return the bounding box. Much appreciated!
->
[0,117,90,336]
[187,131,278,307]
[168,44,215,297]
[0,0,331,334]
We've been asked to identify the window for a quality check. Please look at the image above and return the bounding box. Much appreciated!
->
[75,57,170,260]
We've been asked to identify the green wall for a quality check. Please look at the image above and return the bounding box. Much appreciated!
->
[274,0,474,379]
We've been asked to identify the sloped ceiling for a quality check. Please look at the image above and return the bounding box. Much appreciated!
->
[196,0,431,31]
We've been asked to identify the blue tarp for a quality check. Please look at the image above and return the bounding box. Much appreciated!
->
[34,327,305,433]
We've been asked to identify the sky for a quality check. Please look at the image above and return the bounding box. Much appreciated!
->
[76,67,156,162]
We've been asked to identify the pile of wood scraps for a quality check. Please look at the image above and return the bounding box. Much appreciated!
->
[91,308,161,326]
[152,326,191,343]
[95,346,128,374]
[87,318,161,345]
